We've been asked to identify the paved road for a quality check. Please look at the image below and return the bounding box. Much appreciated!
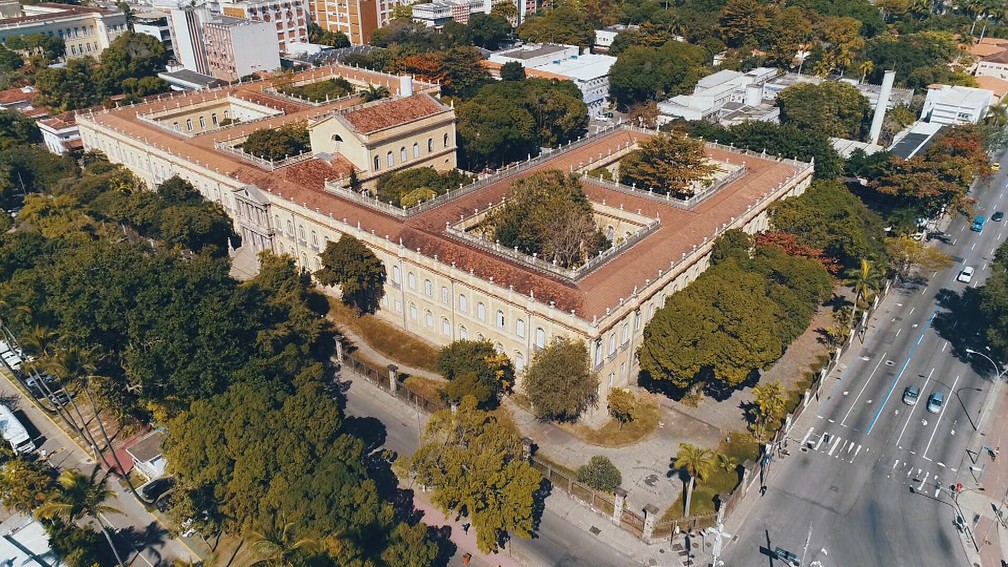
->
[342,374,641,567]
[724,156,1008,567]
[0,372,195,566]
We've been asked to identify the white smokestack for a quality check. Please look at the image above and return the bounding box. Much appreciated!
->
[868,70,896,146]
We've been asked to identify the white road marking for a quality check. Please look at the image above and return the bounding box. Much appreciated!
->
[909,307,915,316]
[814,433,826,451]
[972,242,977,250]
[934,487,941,497]
[917,476,927,491]
[850,445,862,463]
[841,354,888,426]
[847,442,856,455]
[893,459,900,469]
[924,456,933,462]
[828,437,843,457]
[984,262,988,271]
[896,368,933,446]
[922,375,960,461]
[828,418,836,423]
[942,342,948,352]
[801,427,814,446]
[938,462,946,468]
[896,328,902,337]
[953,238,958,245]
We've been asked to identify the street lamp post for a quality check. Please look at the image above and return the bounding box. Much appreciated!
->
[965,348,1008,380]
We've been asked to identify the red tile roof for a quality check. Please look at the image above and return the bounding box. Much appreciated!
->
[0,86,36,107]
[341,94,446,135]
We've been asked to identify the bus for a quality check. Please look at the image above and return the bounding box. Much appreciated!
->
[0,404,35,454]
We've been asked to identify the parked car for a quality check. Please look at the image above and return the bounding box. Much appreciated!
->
[958,267,975,283]
[902,384,920,406]
[927,391,945,414]
[2,350,24,371]
[994,211,1004,222]
[139,477,175,503]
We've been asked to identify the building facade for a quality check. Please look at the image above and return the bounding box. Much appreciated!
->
[0,3,126,60]
[76,64,813,415]
[220,0,309,53]
[169,6,212,74]
[307,0,402,45]
[921,84,995,125]
[489,44,615,118]
[134,14,175,60]
[203,17,281,81]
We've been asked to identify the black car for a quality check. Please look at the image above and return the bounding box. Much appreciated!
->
[140,477,175,503]
[994,211,1004,222]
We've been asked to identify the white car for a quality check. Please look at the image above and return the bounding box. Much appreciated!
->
[958,266,975,283]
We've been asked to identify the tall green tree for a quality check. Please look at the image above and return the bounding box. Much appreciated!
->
[36,467,126,567]
[0,457,55,514]
[438,339,514,408]
[750,381,787,440]
[315,235,386,315]
[0,109,42,150]
[776,81,872,139]
[517,5,595,47]
[523,337,598,422]
[403,395,542,554]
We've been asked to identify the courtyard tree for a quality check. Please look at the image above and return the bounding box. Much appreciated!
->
[315,235,387,315]
[523,336,598,422]
[239,123,311,161]
[619,133,718,198]
[486,170,607,269]
[576,456,623,492]
[673,443,715,516]
[402,395,542,554]
[500,61,526,81]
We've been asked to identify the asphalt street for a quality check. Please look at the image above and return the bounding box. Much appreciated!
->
[724,155,1008,567]
[342,373,640,567]
[0,372,195,566]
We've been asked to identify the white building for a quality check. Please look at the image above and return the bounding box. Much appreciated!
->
[169,5,213,74]
[489,44,616,117]
[976,50,1008,82]
[134,13,174,60]
[593,24,636,52]
[920,84,995,125]
[203,16,280,81]
[658,67,777,122]
[412,0,485,27]
[38,114,82,154]
[220,0,309,53]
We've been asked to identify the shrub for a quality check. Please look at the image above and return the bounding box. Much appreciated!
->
[576,455,622,492]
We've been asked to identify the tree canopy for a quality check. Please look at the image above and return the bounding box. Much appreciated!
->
[486,170,607,269]
[375,166,472,207]
[438,339,513,408]
[776,81,872,140]
[239,123,311,161]
[402,395,543,554]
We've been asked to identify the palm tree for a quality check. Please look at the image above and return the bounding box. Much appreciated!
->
[751,381,787,440]
[716,453,738,473]
[359,84,390,103]
[250,518,319,567]
[672,443,715,517]
[858,60,874,84]
[37,466,126,567]
[44,346,143,501]
[986,103,1008,128]
[847,258,883,309]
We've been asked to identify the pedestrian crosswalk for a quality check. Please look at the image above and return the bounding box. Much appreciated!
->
[799,427,870,464]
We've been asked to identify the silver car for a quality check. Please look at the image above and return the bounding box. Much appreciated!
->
[902,384,920,406]
[926,391,945,414]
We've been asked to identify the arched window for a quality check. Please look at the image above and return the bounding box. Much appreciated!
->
[477,302,486,321]
[212,113,218,125]
[387,151,394,167]
[443,133,449,148]
[400,147,407,162]
[409,303,417,320]
[494,342,504,354]
[314,257,321,270]
[408,272,417,290]
[425,310,434,327]
[374,156,380,171]
[427,138,433,152]
[199,116,206,129]
[286,220,293,234]
[594,342,603,366]
[609,334,617,355]
[496,310,505,329]
[424,279,433,296]
[515,352,525,373]
[649,304,656,319]
[459,325,468,340]
[442,318,450,336]
[332,134,343,152]
[301,253,308,266]
[459,294,468,313]
[298,225,305,240]
[413,142,420,158]
[442,286,450,304]
[622,323,630,344]
[634,310,641,330]
[535,328,546,349]
[392,265,401,285]
[516,319,525,338]
[311,231,318,246]
[186,118,193,131]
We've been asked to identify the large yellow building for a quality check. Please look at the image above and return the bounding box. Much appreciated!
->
[0,2,127,59]
[77,64,813,416]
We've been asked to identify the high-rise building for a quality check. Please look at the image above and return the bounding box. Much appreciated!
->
[0,2,127,60]
[219,0,308,53]
[307,0,402,45]
[203,16,280,81]
[169,5,212,74]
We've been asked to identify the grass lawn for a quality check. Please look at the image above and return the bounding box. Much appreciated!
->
[660,432,760,521]
[327,298,439,372]
[560,397,661,447]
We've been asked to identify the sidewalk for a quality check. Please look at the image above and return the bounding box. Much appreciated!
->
[956,376,1008,567]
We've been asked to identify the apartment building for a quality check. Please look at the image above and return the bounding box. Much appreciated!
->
[134,13,174,60]
[0,2,127,59]
[220,0,309,53]
[170,5,212,74]
[203,16,280,81]
[307,0,402,45]
[412,0,485,27]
